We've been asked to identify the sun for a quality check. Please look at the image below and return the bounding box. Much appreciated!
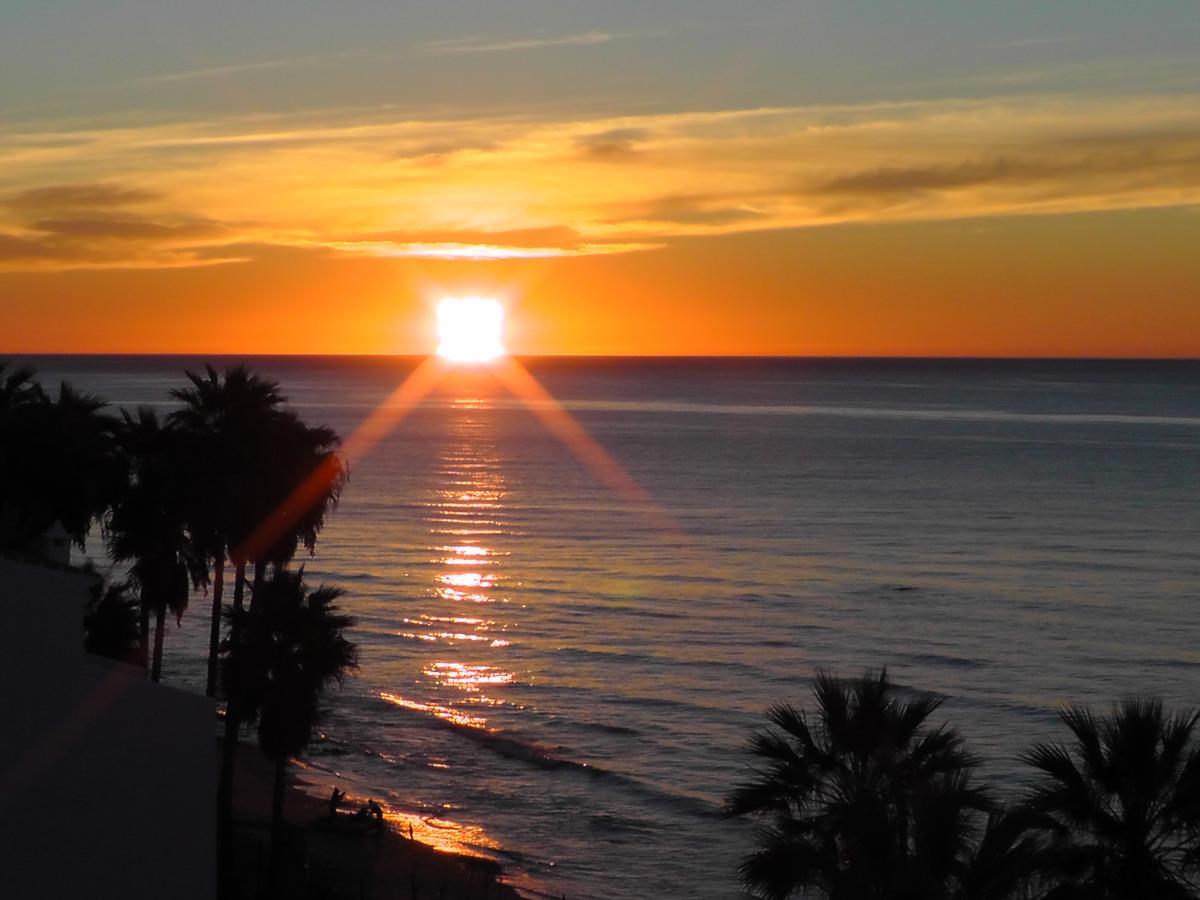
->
[436,297,505,363]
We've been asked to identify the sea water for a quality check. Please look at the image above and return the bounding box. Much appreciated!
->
[21,355,1200,899]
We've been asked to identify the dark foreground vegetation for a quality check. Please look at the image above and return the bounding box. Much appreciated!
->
[1,361,405,898]
[728,671,1200,900]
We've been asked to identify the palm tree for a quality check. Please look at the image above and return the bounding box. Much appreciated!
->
[106,408,204,680]
[0,377,120,554]
[0,362,42,549]
[245,410,346,591]
[1022,698,1200,899]
[0,361,41,416]
[170,365,344,897]
[227,568,357,885]
[955,808,1048,900]
[725,671,1011,900]
[169,367,346,680]
[83,578,141,664]
[170,366,278,900]
[168,364,289,696]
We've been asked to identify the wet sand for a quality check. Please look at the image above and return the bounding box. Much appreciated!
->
[230,738,522,899]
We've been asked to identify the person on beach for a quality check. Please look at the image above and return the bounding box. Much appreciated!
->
[328,787,346,818]
[367,799,384,831]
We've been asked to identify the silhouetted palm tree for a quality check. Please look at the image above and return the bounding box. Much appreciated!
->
[726,671,1016,900]
[248,410,346,588]
[107,408,204,679]
[83,578,141,664]
[227,568,357,885]
[0,377,120,554]
[1023,698,1200,899]
[169,364,289,695]
[0,362,42,549]
[171,365,344,898]
[956,808,1047,900]
[0,361,41,416]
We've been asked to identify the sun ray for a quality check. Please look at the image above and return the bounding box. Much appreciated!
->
[493,356,678,534]
[234,355,443,563]
[236,308,678,566]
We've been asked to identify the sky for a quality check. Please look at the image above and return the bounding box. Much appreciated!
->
[2,1,1199,356]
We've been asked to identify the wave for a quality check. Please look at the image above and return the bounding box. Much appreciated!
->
[902,652,987,670]
[542,715,640,737]
[526,679,761,721]
[481,397,1200,428]
[310,571,380,582]
[376,692,717,818]
[587,812,659,835]
[552,644,770,676]
[379,690,602,771]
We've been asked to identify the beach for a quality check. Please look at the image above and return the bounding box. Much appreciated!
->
[230,735,520,899]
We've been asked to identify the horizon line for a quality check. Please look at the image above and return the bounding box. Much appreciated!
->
[3,351,1200,363]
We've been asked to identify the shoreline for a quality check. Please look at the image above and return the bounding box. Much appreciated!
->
[229,737,523,899]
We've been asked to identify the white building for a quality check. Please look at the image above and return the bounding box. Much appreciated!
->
[0,558,216,899]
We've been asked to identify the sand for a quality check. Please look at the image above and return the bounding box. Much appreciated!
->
[229,737,523,900]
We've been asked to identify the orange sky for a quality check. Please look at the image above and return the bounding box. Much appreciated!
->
[3,208,1198,357]
[3,6,1200,356]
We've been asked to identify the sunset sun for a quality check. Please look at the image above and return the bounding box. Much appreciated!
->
[436,297,505,363]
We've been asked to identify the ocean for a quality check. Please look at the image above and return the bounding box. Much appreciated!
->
[17,355,1200,899]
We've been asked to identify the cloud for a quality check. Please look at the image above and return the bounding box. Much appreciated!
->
[369,226,585,248]
[9,182,159,211]
[576,128,651,159]
[608,194,770,226]
[392,140,498,161]
[127,51,364,86]
[807,132,1200,208]
[31,216,225,242]
[4,93,1200,271]
[311,226,660,259]
[321,240,657,260]
[0,232,68,262]
[0,195,233,270]
[420,31,620,55]
[1002,36,1077,49]
[814,159,1059,195]
[0,229,240,270]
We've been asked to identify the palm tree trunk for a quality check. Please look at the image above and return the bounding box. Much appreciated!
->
[251,560,265,604]
[269,755,287,890]
[232,560,246,615]
[217,561,247,900]
[138,597,150,674]
[205,554,224,698]
[150,605,166,682]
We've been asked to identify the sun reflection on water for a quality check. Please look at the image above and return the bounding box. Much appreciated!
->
[435,586,495,603]
[438,572,496,588]
[397,626,511,646]
[424,661,516,690]
[404,614,497,627]
[440,545,489,557]
[381,809,503,859]
[384,391,521,750]
[381,691,487,729]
